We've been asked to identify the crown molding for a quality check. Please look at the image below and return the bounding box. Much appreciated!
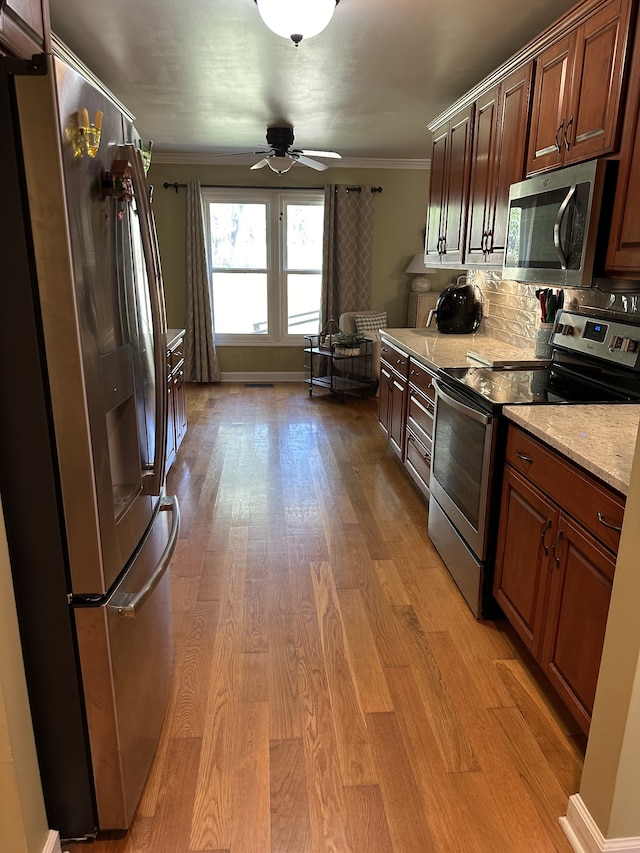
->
[151,151,430,170]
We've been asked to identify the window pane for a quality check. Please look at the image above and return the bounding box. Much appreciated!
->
[209,203,267,269]
[287,274,321,334]
[211,273,268,333]
[286,204,324,270]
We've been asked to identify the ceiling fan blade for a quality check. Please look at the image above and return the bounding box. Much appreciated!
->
[250,158,270,170]
[295,155,329,172]
[298,149,342,159]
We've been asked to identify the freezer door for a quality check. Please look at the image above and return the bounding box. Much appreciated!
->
[74,496,179,830]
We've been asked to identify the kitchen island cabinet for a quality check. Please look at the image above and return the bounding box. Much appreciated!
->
[494,423,624,733]
[526,0,634,174]
[0,0,49,57]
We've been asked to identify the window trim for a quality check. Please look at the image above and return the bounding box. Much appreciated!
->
[202,187,324,346]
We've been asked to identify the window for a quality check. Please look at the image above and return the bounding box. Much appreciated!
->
[203,187,324,345]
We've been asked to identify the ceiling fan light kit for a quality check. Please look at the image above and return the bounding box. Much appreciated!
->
[255,0,339,45]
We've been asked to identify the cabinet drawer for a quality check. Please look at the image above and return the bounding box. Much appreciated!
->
[407,388,434,443]
[405,428,431,499]
[380,340,409,379]
[506,425,625,553]
[408,360,436,401]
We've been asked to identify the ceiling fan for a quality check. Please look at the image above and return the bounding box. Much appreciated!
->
[222,127,341,174]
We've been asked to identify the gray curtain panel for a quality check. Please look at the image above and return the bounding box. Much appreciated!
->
[185,180,220,382]
[321,185,375,326]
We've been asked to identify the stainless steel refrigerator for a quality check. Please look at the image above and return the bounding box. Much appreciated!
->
[0,43,179,840]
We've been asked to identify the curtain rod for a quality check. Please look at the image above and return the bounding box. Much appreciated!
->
[162,181,382,193]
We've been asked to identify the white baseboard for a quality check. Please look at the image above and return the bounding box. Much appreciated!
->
[42,830,63,853]
[219,372,305,383]
[560,794,640,852]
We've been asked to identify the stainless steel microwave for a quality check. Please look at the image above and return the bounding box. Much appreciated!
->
[502,159,613,287]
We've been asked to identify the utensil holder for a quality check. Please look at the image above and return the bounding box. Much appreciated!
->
[535,324,554,358]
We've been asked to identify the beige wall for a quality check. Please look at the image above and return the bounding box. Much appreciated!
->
[0,499,51,853]
[147,162,446,374]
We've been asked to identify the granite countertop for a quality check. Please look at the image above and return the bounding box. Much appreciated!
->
[380,327,545,372]
[504,404,640,496]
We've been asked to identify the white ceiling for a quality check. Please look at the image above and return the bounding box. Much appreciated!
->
[49,0,577,165]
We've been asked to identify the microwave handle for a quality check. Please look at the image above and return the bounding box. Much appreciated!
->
[553,183,576,270]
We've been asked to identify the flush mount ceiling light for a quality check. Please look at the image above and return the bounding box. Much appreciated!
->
[254,0,340,45]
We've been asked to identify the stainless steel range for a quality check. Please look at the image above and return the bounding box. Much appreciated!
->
[428,308,640,618]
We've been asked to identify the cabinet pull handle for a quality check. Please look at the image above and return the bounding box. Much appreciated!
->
[541,519,552,555]
[563,116,573,150]
[516,450,534,463]
[555,120,564,153]
[552,530,564,567]
[597,512,622,533]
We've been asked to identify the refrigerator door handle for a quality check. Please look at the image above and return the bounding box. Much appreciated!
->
[120,144,168,495]
[107,495,180,618]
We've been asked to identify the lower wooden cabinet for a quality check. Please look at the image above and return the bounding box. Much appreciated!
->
[493,424,623,733]
[166,333,187,473]
[403,360,436,499]
[378,341,409,461]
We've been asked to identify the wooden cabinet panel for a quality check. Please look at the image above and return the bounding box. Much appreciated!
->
[166,335,187,473]
[378,346,408,462]
[0,0,48,57]
[466,65,532,266]
[425,105,474,266]
[405,428,432,501]
[493,467,555,655]
[527,35,574,173]
[541,515,615,731]
[425,126,449,260]
[505,426,624,554]
[527,0,632,174]
[497,424,624,734]
[606,15,640,275]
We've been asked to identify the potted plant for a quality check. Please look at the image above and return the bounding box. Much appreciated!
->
[332,331,366,356]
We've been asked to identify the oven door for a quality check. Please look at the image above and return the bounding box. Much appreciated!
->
[430,378,497,561]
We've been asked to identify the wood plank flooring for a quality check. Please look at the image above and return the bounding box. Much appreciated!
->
[66,382,585,853]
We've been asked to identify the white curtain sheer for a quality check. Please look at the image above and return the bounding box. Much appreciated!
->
[185,180,220,383]
[321,184,376,325]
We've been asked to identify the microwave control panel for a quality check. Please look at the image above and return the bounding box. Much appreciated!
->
[551,310,640,369]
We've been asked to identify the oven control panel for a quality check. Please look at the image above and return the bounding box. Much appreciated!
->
[550,310,640,369]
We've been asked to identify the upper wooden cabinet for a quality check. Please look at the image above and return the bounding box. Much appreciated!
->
[466,65,533,266]
[606,12,640,275]
[526,0,634,174]
[425,105,474,266]
[0,0,49,57]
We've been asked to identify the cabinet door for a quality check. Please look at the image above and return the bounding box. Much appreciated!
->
[425,124,449,261]
[493,466,556,656]
[166,380,177,473]
[378,363,392,438]
[388,374,407,460]
[541,514,615,734]
[606,17,640,276]
[527,34,573,174]
[489,64,533,262]
[565,0,628,163]
[441,106,474,265]
[174,368,187,449]
[0,0,48,57]
[466,87,499,265]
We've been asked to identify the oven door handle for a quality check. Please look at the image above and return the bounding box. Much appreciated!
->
[432,378,492,426]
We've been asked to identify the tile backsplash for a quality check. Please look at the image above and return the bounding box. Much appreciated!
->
[468,269,640,349]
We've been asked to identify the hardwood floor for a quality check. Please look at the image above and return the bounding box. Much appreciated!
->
[66,382,585,853]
